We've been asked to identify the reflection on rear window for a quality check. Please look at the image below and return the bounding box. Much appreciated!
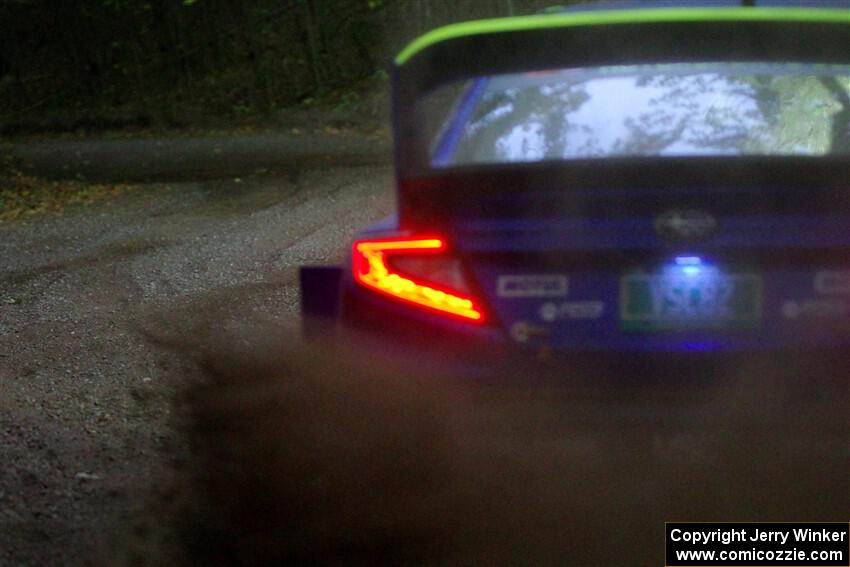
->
[425,63,850,167]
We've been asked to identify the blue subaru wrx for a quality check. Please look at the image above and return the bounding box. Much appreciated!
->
[301,2,850,365]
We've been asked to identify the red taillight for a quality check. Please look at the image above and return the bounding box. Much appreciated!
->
[352,237,484,322]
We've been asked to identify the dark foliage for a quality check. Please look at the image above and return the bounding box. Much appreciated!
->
[0,0,547,133]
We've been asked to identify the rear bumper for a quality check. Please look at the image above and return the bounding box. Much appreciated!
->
[300,264,850,386]
[322,291,850,433]
[337,280,850,385]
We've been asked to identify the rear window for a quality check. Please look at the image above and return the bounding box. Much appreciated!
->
[423,63,850,167]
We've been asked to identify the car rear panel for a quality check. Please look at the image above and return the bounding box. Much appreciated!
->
[441,181,850,352]
[385,159,850,353]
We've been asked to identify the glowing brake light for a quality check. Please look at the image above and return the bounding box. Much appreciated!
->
[352,237,484,322]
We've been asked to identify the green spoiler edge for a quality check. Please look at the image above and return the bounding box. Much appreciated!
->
[395,8,850,66]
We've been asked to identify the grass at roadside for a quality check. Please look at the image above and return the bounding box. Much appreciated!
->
[0,145,137,223]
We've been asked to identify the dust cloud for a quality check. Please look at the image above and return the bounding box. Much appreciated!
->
[160,326,848,566]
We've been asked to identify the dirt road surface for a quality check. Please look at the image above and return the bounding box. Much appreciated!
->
[0,153,394,565]
[12,133,391,183]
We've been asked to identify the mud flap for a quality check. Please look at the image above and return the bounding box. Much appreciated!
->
[299,266,343,340]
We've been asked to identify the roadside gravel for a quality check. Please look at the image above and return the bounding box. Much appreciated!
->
[12,133,391,183]
[0,164,394,566]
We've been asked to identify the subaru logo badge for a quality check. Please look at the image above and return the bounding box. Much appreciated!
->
[654,209,718,242]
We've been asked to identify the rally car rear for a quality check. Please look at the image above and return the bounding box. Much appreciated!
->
[301,5,850,371]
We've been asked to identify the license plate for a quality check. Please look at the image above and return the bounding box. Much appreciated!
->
[620,272,762,332]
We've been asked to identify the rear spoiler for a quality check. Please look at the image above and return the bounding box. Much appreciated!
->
[391,8,850,176]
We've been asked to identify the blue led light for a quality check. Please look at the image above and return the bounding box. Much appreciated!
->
[678,341,725,353]
[674,256,703,276]
[675,256,702,266]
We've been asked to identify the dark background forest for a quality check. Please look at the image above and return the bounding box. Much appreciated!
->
[0,0,564,134]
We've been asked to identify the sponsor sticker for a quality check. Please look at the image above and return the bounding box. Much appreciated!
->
[509,321,551,343]
[782,299,849,320]
[497,274,568,298]
[539,300,605,322]
[510,321,531,343]
[815,271,850,295]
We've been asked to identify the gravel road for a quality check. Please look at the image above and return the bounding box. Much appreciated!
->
[0,162,394,566]
[12,133,391,182]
